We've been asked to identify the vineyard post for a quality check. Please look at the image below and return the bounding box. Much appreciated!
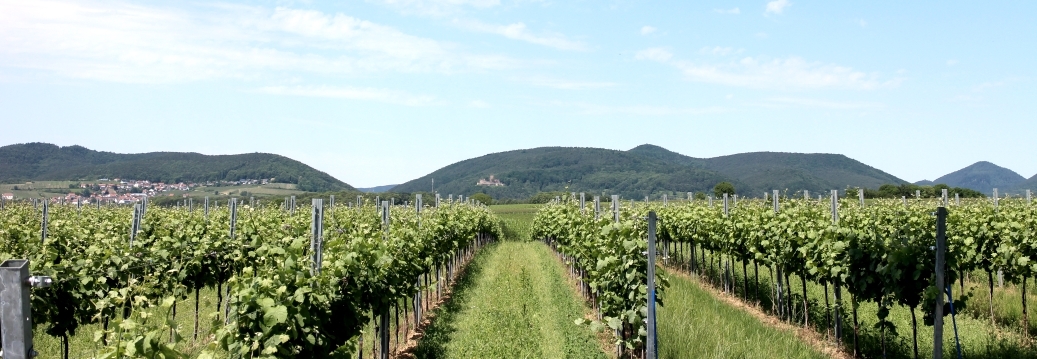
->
[709,195,713,207]
[1027,190,1032,204]
[647,211,659,359]
[1,195,4,210]
[859,188,865,207]
[773,190,779,213]
[329,195,334,208]
[40,200,48,243]
[934,206,948,359]
[76,197,81,213]
[380,201,391,359]
[130,203,141,247]
[188,198,193,212]
[205,197,210,219]
[357,195,363,208]
[290,195,296,215]
[955,193,960,206]
[230,198,238,240]
[645,196,649,204]
[804,190,809,200]
[1,259,51,359]
[942,189,949,207]
[902,196,907,207]
[663,194,667,206]
[831,190,843,342]
[916,190,921,199]
[722,193,729,293]
[310,199,324,275]
[688,192,692,202]
[764,192,768,202]
[580,193,586,214]
[436,193,441,208]
[993,188,999,210]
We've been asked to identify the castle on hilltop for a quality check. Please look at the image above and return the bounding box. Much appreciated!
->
[476,175,504,186]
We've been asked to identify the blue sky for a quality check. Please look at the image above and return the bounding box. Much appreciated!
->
[1,1,1034,188]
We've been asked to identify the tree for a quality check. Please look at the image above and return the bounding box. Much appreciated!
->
[694,192,707,200]
[80,188,91,197]
[471,193,493,205]
[713,182,735,198]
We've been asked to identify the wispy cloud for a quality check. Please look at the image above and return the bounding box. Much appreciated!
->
[762,97,883,110]
[640,25,657,35]
[765,0,791,15]
[946,59,959,66]
[857,19,868,27]
[714,7,741,14]
[699,46,742,56]
[454,19,588,51]
[367,0,501,17]
[559,102,728,116]
[515,75,616,90]
[0,1,520,83]
[636,49,899,90]
[257,85,438,106]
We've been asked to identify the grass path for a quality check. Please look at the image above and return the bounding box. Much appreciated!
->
[414,241,605,359]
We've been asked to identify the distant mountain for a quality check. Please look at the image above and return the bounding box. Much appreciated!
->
[0,143,354,192]
[392,144,907,199]
[358,184,398,193]
[932,161,1025,194]
[1010,174,1037,194]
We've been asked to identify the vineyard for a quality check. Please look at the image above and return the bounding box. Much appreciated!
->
[3,192,1037,358]
[530,193,1037,358]
[0,198,502,358]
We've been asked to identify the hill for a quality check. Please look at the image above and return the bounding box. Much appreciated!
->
[392,145,907,200]
[358,184,398,193]
[626,144,905,195]
[0,143,354,192]
[932,161,1025,194]
[391,146,743,200]
[1010,174,1037,194]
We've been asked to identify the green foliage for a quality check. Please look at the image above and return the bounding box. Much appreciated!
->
[471,193,492,205]
[867,183,985,199]
[527,191,569,204]
[713,182,735,197]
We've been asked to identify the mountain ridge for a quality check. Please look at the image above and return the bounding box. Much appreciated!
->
[0,142,354,192]
[391,144,909,199]
[932,161,1025,194]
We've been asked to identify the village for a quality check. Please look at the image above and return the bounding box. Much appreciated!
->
[0,178,274,204]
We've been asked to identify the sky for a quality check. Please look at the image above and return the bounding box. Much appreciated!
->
[1,0,1034,188]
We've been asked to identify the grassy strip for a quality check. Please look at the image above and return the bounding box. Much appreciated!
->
[657,268,831,359]
[414,241,605,359]
[665,245,1037,358]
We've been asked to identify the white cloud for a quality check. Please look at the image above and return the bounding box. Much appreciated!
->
[640,26,657,35]
[0,1,520,83]
[516,76,616,90]
[699,46,741,56]
[635,48,673,62]
[714,7,741,14]
[765,0,791,15]
[636,50,898,90]
[454,19,587,51]
[257,85,438,106]
[559,102,727,116]
[762,97,883,110]
[368,0,501,17]
[857,19,868,27]
[946,59,959,66]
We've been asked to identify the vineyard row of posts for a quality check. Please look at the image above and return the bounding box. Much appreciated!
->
[531,188,1036,359]
[0,193,502,359]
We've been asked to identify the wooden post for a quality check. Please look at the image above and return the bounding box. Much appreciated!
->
[380,200,390,359]
[40,200,48,243]
[831,189,843,343]
[773,190,779,213]
[647,211,658,359]
[934,207,948,359]
[310,198,324,275]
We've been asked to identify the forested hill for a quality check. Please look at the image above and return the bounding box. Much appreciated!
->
[391,144,908,199]
[932,161,1025,194]
[0,143,354,192]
